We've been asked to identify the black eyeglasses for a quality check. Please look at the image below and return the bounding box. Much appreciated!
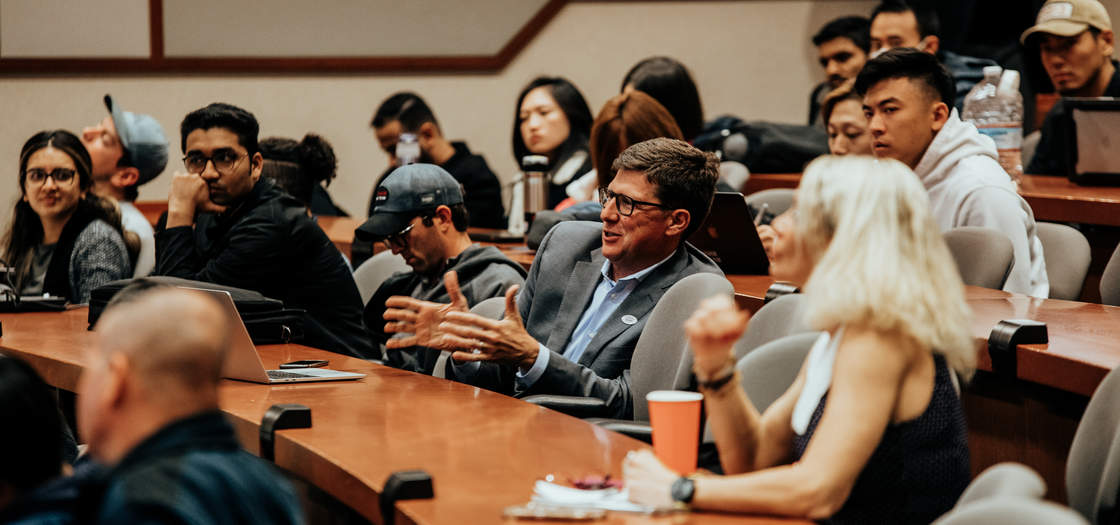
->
[598,188,672,216]
[25,168,76,186]
[182,150,246,175]
[382,222,417,250]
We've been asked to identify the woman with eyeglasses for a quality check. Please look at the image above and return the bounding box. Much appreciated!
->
[624,156,973,523]
[1,130,131,304]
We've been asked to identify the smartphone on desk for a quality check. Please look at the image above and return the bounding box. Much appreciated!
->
[278,359,329,369]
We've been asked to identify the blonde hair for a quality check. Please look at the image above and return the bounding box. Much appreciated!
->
[795,155,975,377]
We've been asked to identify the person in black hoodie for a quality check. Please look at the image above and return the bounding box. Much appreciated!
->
[357,164,525,375]
[369,93,506,228]
[155,103,372,358]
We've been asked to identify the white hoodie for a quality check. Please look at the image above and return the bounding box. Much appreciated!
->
[913,110,1049,297]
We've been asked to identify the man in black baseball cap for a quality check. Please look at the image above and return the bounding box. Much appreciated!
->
[357,164,525,375]
[81,95,169,276]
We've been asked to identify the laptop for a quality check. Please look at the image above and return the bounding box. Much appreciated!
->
[1062,97,1120,185]
[189,287,366,384]
[686,192,771,275]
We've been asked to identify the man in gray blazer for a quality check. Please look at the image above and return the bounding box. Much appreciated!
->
[383,138,722,419]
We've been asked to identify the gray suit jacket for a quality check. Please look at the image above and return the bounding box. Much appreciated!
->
[449,221,721,418]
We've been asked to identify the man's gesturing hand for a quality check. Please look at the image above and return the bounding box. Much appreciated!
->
[383,270,470,349]
[440,284,540,369]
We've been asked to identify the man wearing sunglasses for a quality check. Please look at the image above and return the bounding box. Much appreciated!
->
[355,164,526,374]
[384,138,721,419]
[80,94,169,277]
[154,103,372,359]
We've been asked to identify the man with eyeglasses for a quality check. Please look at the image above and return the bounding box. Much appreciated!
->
[154,102,372,358]
[80,94,169,277]
[355,164,525,374]
[383,138,721,419]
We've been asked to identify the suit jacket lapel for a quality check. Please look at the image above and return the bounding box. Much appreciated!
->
[576,247,686,367]
[545,249,605,352]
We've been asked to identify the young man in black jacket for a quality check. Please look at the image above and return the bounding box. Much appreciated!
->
[155,102,372,358]
[358,164,525,374]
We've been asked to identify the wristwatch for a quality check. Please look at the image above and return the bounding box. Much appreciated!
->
[670,476,695,504]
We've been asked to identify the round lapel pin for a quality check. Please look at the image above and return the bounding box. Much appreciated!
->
[621,314,638,325]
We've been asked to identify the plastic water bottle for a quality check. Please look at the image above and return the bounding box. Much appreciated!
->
[396,133,420,166]
[962,66,1024,182]
[996,70,1024,181]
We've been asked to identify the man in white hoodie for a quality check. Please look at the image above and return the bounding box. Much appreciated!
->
[854,48,1049,297]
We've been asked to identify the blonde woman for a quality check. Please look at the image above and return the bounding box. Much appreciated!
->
[624,156,975,523]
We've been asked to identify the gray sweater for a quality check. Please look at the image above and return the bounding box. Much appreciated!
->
[68,220,131,303]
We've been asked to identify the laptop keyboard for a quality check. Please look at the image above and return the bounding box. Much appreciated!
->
[267,370,314,380]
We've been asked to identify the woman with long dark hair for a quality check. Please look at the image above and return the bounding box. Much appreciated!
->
[512,76,593,209]
[2,130,131,303]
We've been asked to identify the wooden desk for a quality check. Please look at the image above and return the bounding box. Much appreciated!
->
[0,308,805,525]
[317,216,361,259]
[742,174,1120,228]
[1018,176,1120,228]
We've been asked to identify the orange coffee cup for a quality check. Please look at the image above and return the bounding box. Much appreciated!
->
[646,390,703,474]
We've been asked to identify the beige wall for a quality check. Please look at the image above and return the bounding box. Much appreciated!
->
[20,0,1076,223]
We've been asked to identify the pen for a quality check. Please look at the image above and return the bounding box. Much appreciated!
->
[754,202,769,226]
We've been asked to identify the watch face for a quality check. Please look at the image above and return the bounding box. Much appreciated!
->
[671,477,695,503]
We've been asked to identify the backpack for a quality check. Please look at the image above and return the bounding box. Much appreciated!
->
[694,116,829,174]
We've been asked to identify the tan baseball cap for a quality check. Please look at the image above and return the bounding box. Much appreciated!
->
[1021,0,1112,44]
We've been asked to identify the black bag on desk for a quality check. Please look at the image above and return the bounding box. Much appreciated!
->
[87,277,306,344]
[694,116,829,174]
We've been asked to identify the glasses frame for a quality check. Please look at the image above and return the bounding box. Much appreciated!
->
[24,168,77,187]
[182,151,247,175]
[598,188,673,216]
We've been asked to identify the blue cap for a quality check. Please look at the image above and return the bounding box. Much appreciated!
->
[104,94,169,185]
[356,164,463,241]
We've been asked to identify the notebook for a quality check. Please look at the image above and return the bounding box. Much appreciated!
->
[188,287,365,384]
[686,192,771,275]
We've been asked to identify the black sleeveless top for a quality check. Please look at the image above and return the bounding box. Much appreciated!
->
[790,355,970,524]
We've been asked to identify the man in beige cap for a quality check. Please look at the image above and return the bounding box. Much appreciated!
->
[1023,0,1118,175]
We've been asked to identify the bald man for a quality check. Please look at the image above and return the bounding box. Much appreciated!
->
[77,287,303,524]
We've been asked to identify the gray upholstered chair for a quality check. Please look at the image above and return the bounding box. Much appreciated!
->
[1066,362,1120,524]
[432,296,505,379]
[524,273,734,435]
[732,293,811,361]
[352,250,410,305]
[700,331,821,447]
[933,498,1088,525]
[943,227,1014,290]
[954,462,1047,508]
[736,331,822,412]
[1036,222,1091,300]
[1100,243,1120,306]
[744,188,794,217]
[718,160,750,192]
